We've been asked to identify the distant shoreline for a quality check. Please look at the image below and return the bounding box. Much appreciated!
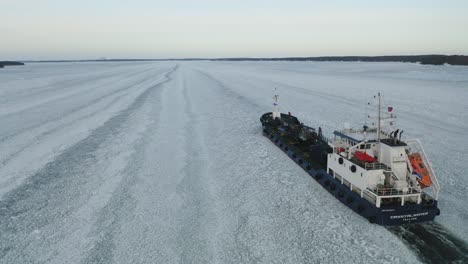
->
[9,55,468,66]
[214,55,468,66]
[0,61,25,68]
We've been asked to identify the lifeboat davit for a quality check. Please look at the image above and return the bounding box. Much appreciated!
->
[408,153,432,188]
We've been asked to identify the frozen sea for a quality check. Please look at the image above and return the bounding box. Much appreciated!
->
[0,61,467,263]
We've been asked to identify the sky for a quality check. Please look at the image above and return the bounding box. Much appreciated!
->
[1,0,468,60]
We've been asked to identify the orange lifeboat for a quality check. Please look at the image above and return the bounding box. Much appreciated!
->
[408,153,432,188]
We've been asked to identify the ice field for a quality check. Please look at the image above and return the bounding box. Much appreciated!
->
[0,61,467,263]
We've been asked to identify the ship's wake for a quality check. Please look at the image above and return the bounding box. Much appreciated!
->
[389,223,468,264]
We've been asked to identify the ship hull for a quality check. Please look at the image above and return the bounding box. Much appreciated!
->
[262,128,439,226]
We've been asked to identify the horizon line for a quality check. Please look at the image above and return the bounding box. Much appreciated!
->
[11,54,467,63]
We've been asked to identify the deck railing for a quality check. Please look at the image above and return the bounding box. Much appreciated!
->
[368,187,419,197]
[364,162,391,171]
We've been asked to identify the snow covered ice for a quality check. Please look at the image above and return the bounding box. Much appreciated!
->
[0,61,467,263]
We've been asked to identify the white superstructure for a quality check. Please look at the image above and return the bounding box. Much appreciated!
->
[326,94,440,208]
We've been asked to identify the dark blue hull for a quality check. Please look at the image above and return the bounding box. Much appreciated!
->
[264,131,440,226]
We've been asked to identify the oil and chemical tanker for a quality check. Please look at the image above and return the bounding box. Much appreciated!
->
[260,92,441,225]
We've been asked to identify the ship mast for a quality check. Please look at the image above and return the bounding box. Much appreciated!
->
[377,92,381,143]
[272,88,281,120]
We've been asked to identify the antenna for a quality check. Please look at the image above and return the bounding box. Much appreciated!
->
[364,97,368,129]
[272,88,281,120]
[366,93,397,143]
[377,92,381,143]
[273,88,279,106]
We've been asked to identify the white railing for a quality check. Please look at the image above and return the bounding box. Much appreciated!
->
[365,162,391,171]
[365,187,422,207]
[368,187,419,197]
[405,139,441,200]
